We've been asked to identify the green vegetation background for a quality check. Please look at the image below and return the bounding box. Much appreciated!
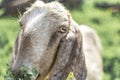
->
[0,0,120,80]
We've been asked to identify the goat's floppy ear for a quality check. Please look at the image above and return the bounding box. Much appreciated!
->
[49,24,87,80]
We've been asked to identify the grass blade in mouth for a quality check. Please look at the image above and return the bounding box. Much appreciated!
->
[4,65,39,80]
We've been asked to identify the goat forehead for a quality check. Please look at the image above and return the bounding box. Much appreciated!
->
[26,8,68,23]
[24,11,68,34]
[24,13,46,33]
[20,1,69,26]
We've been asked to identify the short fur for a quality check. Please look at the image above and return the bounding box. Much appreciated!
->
[10,1,103,80]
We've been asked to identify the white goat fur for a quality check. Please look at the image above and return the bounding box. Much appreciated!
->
[11,1,103,80]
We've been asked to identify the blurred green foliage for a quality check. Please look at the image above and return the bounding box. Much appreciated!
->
[0,0,120,80]
[0,17,19,80]
[4,66,38,80]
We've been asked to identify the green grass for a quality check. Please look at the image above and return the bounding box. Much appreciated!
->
[4,66,38,80]
[0,0,120,80]
[0,17,19,80]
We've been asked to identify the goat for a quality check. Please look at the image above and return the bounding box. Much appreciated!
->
[10,1,103,80]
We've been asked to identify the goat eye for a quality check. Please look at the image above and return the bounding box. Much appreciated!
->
[59,26,68,33]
